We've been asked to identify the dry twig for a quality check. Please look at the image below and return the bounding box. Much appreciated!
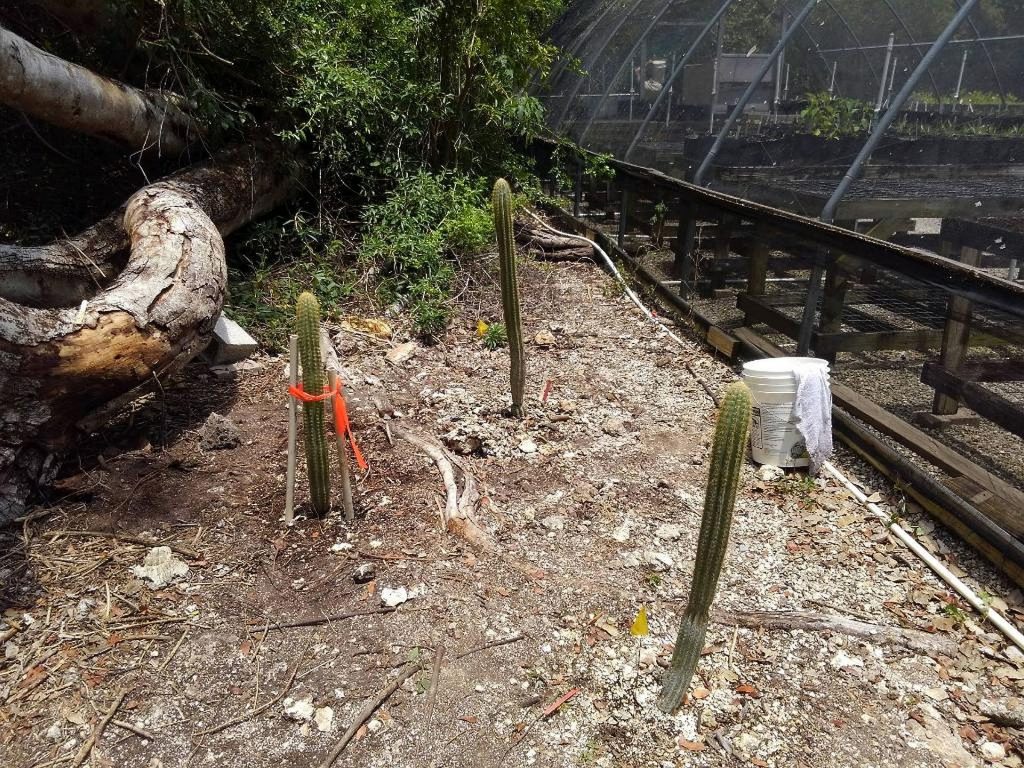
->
[70,687,132,767]
[425,644,445,728]
[712,609,956,656]
[48,530,198,559]
[258,606,396,631]
[318,661,423,768]
[195,650,305,736]
[455,633,525,660]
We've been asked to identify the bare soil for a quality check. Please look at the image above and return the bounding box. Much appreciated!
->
[3,257,1024,768]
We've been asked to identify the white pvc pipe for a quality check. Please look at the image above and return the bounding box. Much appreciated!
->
[523,209,689,350]
[823,460,1024,652]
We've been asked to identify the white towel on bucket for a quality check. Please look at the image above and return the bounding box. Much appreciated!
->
[793,363,833,474]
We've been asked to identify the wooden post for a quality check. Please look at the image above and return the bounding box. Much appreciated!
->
[572,157,583,218]
[819,259,851,363]
[745,221,770,300]
[796,254,828,356]
[933,245,981,414]
[284,334,298,526]
[327,371,355,520]
[617,176,633,249]
[672,200,697,291]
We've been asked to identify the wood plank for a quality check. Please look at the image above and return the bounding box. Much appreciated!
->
[814,329,943,355]
[934,245,981,414]
[734,325,1024,536]
[707,325,738,358]
[957,359,1024,383]
[922,363,1024,439]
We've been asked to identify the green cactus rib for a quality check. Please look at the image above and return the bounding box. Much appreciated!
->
[492,178,526,417]
[296,291,331,516]
[657,381,752,713]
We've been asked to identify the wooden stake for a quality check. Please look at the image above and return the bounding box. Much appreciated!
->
[328,370,354,520]
[284,334,298,526]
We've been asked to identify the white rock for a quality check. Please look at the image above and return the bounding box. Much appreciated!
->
[519,438,538,454]
[283,697,315,721]
[131,547,189,589]
[981,741,1006,761]
[541,515,566,531]
[643,551,674,570]
[756,464,785,482]
[314,706,334,732]
[609,523,631,543]
[380,587,409,607]
[367,718,383,733]
[654,524,682,541]
[734,731,761,759]
[621,552,641,568]
[385,341,418,365]
[45,723,62,741]
[830,650,864,670]
[330,542,354,553]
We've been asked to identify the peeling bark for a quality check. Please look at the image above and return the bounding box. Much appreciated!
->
[0,145,293,519]
[0,23,199,156]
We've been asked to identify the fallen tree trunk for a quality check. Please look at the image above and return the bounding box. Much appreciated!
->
[0,23,199,156]
[0,145,293,519]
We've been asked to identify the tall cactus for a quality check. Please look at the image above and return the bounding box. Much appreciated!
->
[657,381,752,712]
[492,178,525,417]
[296,292,331,515]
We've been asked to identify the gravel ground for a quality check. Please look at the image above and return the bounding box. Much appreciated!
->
[2,257,1023,768]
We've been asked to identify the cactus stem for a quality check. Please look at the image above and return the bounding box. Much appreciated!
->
[296,291,331,516]
[657,381,751,712]
[492,178,526,417]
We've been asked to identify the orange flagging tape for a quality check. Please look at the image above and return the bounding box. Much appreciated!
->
[288,379,368,471]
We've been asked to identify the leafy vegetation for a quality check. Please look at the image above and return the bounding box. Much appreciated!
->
[360,171,494,338]
[799,92,870,139]
[41,0,564,342]
[481,322,508,350]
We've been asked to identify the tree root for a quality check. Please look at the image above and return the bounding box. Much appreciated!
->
[390,424,496,551]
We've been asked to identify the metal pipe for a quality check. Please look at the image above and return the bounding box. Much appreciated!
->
[709,16,724,134]
[877,0,942,102]
[576,0,679,145]
[546,0,623,90]
[623,0,737,161]
[820,0,980,224]
[773,11,788,112]
[953,48,968,105]
[553,0,649,130]
[871,33,895,129]
[818,33,1024,54]
[953,0,1007,109]
[693,0,820,186]
[827,59,837,95]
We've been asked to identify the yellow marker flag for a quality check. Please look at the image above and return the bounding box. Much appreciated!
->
[630,605,649,636]
[476,319,489,337]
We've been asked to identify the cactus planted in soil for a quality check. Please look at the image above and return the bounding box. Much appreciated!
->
[296,291,331,515]
[492,178,525,417]
[657,381,752,712]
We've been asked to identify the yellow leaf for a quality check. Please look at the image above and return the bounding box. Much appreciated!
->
[476,319,489,337]
[630,606,649,636]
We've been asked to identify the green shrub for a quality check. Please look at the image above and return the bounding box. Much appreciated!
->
[800,92,870,139]
[360,171,494,339]
[482,322,508,350]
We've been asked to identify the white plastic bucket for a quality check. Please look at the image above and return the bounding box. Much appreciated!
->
[742,357,829,468]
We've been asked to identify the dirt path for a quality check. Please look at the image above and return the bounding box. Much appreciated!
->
[2,259,1023,768]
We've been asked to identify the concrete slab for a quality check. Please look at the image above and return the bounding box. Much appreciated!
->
[206,315,258,364]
